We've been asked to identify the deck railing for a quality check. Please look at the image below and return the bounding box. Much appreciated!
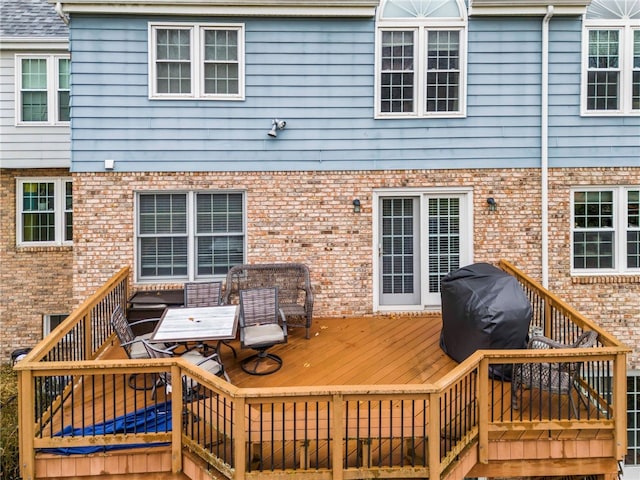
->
[15,262,628,480]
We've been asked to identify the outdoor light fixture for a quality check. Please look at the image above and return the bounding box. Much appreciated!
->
[353,199,361,213]
[267,119,286,137]
[487,197,497,212]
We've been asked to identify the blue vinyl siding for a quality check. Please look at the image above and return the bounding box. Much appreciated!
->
[69,15,639,173]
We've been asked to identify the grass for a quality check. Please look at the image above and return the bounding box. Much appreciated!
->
[0,364,19,480]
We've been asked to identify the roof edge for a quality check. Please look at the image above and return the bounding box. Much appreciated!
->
[0,38,69,51]
[469,0,591,16]
[50,0,379,17]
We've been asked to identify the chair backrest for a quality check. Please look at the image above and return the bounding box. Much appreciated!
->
[110,305,135,357]
[239,287,279,328]
[184,281,222,307]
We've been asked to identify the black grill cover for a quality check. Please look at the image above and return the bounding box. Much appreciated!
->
[440,263,532,368]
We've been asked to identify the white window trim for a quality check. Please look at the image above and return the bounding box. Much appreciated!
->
[134,190,247,283]
[148,22,245,101]
[16,177,72,247]
[570,186,640,276]
[581,19,640,116]
[43,313,69,337]
[372,187,474,312]
[374,4,468,119]
[14,54,70,126]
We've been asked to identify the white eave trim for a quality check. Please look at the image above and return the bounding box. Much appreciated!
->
[469,0,591,16]
[49,0,379,17]
[0,38,69,51]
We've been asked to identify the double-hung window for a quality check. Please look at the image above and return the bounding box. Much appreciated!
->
[17,178,72,246]
[572,187,640,274]
[136,191,245,281]
[582,0,640,115]
[149,23,244,100]
[16,55,70,124]
[376,0,467,118]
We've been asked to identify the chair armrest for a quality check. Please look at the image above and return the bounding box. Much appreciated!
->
[528,335,569,350]
[278,308,288,337]
[129,317,162,327]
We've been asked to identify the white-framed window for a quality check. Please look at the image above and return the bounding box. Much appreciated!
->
[582,0,640,116]
[43,314,69,336]
[148,22,245,100]
[15,55,70,124]
[16,178,72,246]
[571,187,640,274]
[136,191,245,281]
[375,0,467,118]
[625,371,640,477]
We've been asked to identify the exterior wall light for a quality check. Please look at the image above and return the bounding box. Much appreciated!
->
[487,197,497,212]
[353,199,361,213]
[267,119,286,137]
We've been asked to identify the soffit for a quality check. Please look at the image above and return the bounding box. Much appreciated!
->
[469,0,592,16]
[51,0,380,17]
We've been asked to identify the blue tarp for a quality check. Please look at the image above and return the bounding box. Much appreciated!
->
[39,402,172,455]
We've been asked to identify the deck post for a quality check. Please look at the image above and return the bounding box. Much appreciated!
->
[428,392,440,480]
[234,396,247,478]
[331,393,344,480]
[18,369,35,480]
[478,357,489,464]
[614,351,628,460]
[171,364,183,473]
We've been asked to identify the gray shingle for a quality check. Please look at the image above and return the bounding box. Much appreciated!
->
[1,0,68,38]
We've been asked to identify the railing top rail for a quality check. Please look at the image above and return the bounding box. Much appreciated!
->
[17,267,130,364]
[499,260,624,348]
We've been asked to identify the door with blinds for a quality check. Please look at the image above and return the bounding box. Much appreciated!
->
[377,191,471,309]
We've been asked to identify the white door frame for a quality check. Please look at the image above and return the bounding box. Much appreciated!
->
[373,187,474,312]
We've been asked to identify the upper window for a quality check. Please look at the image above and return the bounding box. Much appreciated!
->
[149,23,245,100]
[136,191,245,281]
[375,0,467,118]
[16,55,70,124]
[582,0,640,115]
[17,178,72,246]
[571,187,640,274]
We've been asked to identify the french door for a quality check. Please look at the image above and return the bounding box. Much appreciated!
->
[375,190,472,310]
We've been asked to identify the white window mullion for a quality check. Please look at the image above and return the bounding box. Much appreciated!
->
[417,27,426,117]
[187,191,196,281]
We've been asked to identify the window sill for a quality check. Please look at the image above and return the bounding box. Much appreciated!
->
[571,274,640,285]
[15,245,73,253]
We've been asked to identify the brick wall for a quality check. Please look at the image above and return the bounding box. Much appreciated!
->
[547,167,640,367]
[0,168,74,362]
[5,167,638,367]
[71,168,543,311]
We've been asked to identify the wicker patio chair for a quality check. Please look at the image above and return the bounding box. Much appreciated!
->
[184,280,237,357]
[184,281,223,307]
[511,330,598,418]
[223,263,313,339]
[239,287,288,375]
[142,339,229,400]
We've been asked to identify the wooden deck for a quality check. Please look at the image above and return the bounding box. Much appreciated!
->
[221,313,454,388]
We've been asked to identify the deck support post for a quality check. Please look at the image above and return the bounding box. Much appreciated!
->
[331,393,345,480]
[358,439,371,467]
[428,393,440,480]
[171,364,183,473]
[299,440,310,469]
[18,369,35,480]
[234,396,247,478]
[614,352,627,460]
[478,358,489,464]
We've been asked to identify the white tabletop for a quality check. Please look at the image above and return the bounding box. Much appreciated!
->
[150,305,239,343]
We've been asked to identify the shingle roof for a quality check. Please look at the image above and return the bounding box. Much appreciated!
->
[0,0,68,38]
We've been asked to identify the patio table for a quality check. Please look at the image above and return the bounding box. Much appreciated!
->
[149,305,239,359]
